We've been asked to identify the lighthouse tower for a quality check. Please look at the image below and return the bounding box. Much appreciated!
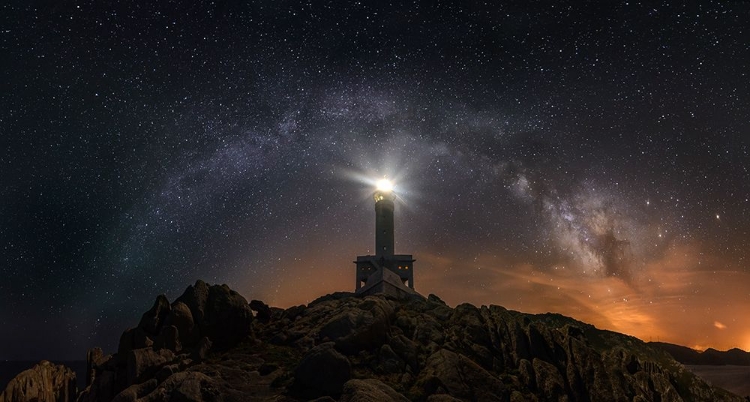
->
[354,179,420,298]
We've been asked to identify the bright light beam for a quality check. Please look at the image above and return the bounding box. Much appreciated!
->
[376,178,394,192]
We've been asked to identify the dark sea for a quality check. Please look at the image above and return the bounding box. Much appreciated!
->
[0,361,87,392]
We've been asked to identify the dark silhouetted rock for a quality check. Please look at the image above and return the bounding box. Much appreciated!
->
[0,361,76,402]
[138,295,171,336]
[86,348,104,387]
[191,337,213,362]
[293,342,351,397]
[417,349,507,401]
[110,379,157,402]
[118,327,153,358]
[250,299,272,323]
[154,325,181,353]
[164,301,196,347]
[378,344,405,374]
[340,379,409,402]
[175,280,254,350]
[127,348,175,385]
[76,282,747,402]
[145,372,218,402]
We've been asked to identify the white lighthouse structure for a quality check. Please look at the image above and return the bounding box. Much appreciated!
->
[354,179,420,298]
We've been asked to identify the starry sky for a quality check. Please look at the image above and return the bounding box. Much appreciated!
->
[2,1,750,360]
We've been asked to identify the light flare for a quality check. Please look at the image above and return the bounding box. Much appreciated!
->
[376,178,394,192]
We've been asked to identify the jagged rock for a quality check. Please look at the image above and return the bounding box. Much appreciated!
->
[532,358,567,401]
[127,348,175,385]
[390,334,419,371]
[86,347,104,386]
[191,337,212,362]
[118,327,153,358]
[110,379,157,402]
[293,342,351,397]
[76,283,748,402]
[426,395,464,402]
[318,296,395,354]
[154,325,181,353]
[154,364,180,384]
[340,379,409,402]
[283,305,306,321]
[417,349,506,401]
[138,295,171,336]
[427,294,446,305]
[0,361,77,402]
[164,301,196,346]
[77,368,116,402]
[378,344,405,374]
[175,280,254,350]
[250,299,272,323]
[138,372,218,402]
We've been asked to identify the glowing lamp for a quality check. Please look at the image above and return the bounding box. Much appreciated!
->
[376,178,393,192]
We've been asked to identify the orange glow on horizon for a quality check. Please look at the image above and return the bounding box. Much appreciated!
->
[234,236,750,353]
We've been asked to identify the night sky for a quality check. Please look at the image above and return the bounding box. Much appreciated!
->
[2,1,750,360]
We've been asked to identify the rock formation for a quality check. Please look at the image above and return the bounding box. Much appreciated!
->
[76,280,254,402]
[4,281,746,401]
[0,360,77,402]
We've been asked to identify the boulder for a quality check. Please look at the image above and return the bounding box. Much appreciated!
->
[532,358,566,401]
[191,337,213,362]
[0,361,77,402]
[378,344,405,374]
[138,372,217,402]
[77,368,116,402]
[426,395,464,402]
[250,299,272,323]
[110,379,157,402]
[340,379,409,402]
[293,342,351,397]
[389,335,419,371]
[175,280,254,350]
[164,301,197,346]
[86,347,105,386]
[175,280,210,324]
[417,349,506,401]
[138,295,171,336]
[317,296,395,354]
[118,327,153,358]
[127,348,175,385]
[154,325,181,353]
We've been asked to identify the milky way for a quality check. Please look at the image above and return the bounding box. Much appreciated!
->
[2,1,749,360]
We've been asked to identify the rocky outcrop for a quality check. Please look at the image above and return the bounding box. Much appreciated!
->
[340,379,409,402]
[249,293,744,401]
[0,360,76,402]
[292,342,352,398]
[77,280,253,402]
[13,282,742,402]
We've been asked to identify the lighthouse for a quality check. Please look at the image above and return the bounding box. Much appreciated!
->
[354,179,420,298]
[374,181,395,257]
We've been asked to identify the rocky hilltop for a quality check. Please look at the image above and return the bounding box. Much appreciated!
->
[649,342,750,366]
[0,360,76,402]
[2,280,745,401]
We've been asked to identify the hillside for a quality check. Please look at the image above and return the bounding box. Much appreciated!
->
[2,281,745,402]
[649,342,750,366]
